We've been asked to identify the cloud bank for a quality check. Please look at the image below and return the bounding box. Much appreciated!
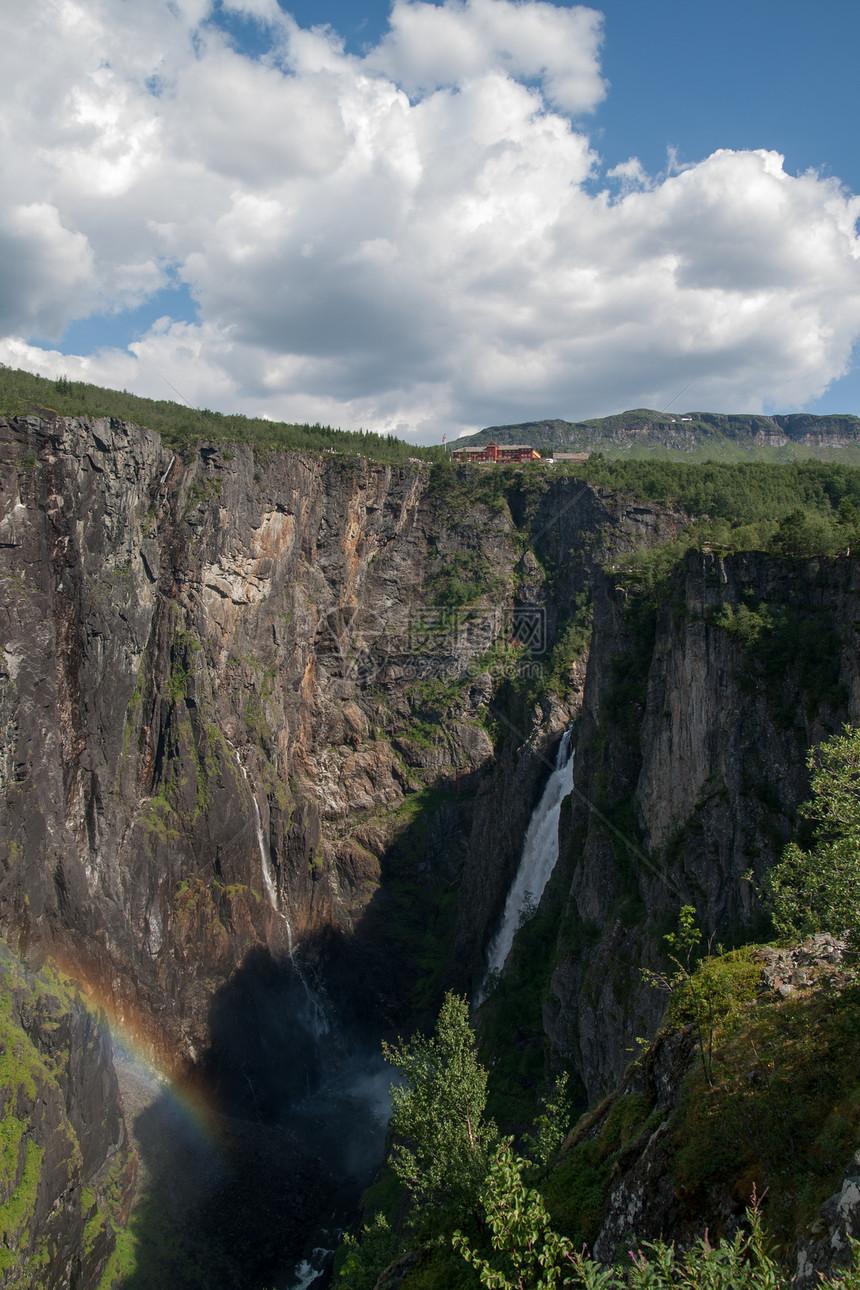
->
[1,0,859,439]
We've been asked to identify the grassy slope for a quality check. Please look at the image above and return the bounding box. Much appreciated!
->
[547,949,860,1257]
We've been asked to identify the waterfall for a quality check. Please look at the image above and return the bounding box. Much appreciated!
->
[251,795,279,909]
[231,747,330,1040]
[233,750,279,908]
[289,1252,332,1290]
[478,730,574,1001]
[293,957,330,1042]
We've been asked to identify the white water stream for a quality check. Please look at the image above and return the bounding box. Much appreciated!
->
[289,1251,332,1290]
[234,750,279,908]
[478,729,574,1001]
[232,748,329,1039]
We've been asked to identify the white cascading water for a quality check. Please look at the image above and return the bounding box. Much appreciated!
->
[290,1256,325,1290]
[234,750,279,908]
[294,958,330,1043]
[478,729,574,1002]
[232,749,329,1039]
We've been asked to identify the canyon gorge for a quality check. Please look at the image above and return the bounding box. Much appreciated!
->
[1,411,859,1287]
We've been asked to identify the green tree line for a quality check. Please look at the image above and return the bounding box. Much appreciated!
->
[577,456,860,558]
[0,364,446,465]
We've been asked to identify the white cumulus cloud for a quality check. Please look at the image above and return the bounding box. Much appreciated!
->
[0,204,95,339]
[0,0,859,439]
[369,0,607,114]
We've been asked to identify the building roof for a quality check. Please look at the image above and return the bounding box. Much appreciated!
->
[452,442,539,455]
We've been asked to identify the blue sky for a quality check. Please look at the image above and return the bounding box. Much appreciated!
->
[280,0,860,196]
[3,0,859,438]
[590,1,859,192]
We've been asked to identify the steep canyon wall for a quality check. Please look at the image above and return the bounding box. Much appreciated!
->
[3,413,858,1280]
[1,414,676,1065]
[545,551,860,1101]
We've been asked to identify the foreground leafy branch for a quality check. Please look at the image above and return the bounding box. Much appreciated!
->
[456,1152,860,1290]
[382,991,499,1223]
[765,723,860,955]
[454,1140,576,1290]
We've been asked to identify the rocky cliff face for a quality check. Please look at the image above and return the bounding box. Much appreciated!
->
[0,945,135,1288]
[0,416,489,1057]
[0,414,682,1067]
[546,550,860,1101]
[5,413,851,1078]
[4,411,857,1282]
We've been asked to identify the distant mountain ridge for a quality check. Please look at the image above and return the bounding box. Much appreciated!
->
[463,409,860,458]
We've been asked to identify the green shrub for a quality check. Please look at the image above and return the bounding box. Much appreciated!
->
[765,724,860,951]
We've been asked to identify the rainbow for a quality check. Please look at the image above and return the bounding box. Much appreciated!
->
[50,944,225,1153]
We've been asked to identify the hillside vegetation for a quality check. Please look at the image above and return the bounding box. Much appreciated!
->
[335,732,860,1290]
[583,455,860,561]
[428,453,860,563]
[339,964,860,1288]
[0,364,445,464]
[465,409,860,461]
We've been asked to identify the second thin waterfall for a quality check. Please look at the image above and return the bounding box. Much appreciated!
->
[233,747,329,1039]
[478,729,575,1001]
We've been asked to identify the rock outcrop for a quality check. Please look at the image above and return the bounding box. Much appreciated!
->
[546,550,860,1100]
[581,1026,698,1263]
[0,944,135,1288]
[797,1149,860,1288]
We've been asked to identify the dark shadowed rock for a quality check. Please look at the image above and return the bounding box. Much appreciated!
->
[0,944,135,1288]
[796,1149,860,1288]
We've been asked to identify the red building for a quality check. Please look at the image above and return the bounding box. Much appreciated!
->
[452,441,541,463]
